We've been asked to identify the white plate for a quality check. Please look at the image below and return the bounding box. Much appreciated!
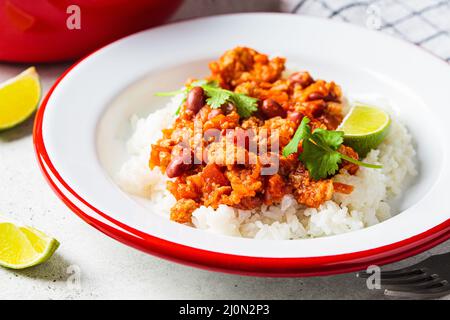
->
[34,13,450,276]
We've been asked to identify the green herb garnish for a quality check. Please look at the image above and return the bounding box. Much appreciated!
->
[283,117,382,180]
[156,80,212,115]
[156,80,258,118]
[229,92,259,118]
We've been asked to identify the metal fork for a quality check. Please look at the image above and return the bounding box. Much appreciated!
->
[357,252,450,299]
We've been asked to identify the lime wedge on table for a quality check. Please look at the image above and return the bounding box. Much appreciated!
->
[337,105,391,157]
[0,67,41,130]
[0,222,59,269]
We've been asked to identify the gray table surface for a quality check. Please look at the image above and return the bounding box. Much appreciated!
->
[0,0,449,300]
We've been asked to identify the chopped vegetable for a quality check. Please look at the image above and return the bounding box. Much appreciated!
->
[283,116,311,157]
[283,117,382,180]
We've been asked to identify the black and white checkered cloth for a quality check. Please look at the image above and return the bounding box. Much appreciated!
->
[281,0,450,62]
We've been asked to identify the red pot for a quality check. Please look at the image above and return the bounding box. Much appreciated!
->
[0,0,183,62]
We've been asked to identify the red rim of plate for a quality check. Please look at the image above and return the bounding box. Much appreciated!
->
[33,49,450,277]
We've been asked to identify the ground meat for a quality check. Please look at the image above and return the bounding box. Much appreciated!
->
[167,175,201,201]
[234,196,263,210]
[149,144,171,170]
[289,164,334,208]
[261,116,296,149]
[241,116,264,129]
[264,174,286,205]
[170,199,199,224]
[209,47,285,89]
[222,164,264,207]
[149,47,357,223]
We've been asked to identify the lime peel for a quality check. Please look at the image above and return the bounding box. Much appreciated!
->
[0,67,41,130]
[0,222,59,270]
[338,105,391,157]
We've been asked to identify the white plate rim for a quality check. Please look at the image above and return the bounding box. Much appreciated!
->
[34,13,450,275]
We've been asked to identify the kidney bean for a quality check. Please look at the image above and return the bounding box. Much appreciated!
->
[221,102,236,114]
[289,71,313,87]
[307,92,324,101]
[305,100,326,117]
[287,111,302,123]
[186,87,205,114]
[166,152,192,178]
[261,99,287,119]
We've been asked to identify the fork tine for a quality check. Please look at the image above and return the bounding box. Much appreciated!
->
[380,273,435,285]
[357,268,425,279]
[385,283,450,299]
[383,276,444,290]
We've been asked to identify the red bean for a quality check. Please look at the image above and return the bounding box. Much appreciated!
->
[221,102,236,114]
[289,72,313,87]
[186,87,205,114]
[304,100,326,117]
[166,152,192,178]
[307,92,324,101]
[287,111,302,123]
[261,99,287,119]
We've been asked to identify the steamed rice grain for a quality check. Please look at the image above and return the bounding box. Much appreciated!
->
[116,97,417,240]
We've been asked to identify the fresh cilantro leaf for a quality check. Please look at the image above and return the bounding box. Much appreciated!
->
[200,80,219,88]
[156,80,258,118]
[156,80,215,115]
[283,116,382,180]
[282,117,310,157]
[203,86,232,109]
[303,128,345,179]
[202,85,258,117]
[312,128,344,151]
[230,93,259,118]
[300,138,342,180]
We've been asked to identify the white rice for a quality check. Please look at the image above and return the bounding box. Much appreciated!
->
[115,98,179,199]
[116,97,417,240]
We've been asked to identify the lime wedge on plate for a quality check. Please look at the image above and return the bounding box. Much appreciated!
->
[0,222,59,269]
[0,67,41,130]
[337,105,391,157]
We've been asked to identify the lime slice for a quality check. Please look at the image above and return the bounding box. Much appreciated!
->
[0,67,41,130]
[337,105,391,157]
[0,222,59,269]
